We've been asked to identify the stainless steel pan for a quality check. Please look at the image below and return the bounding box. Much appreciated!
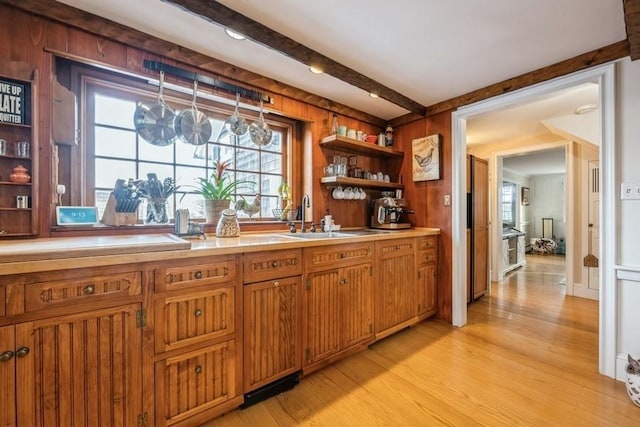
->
[175,80,212,146]
[133,71,178,146]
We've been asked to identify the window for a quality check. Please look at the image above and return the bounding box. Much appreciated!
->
[502,181,516,227]
[78,68,291,222]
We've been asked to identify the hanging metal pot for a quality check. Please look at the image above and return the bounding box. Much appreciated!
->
[175,80,212,146]
[248,99,273,147]
[224,92,248,136]
[133,71,178,146]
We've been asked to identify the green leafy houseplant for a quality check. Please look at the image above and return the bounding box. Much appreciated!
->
[185,160,255,223]
[189,160,255,200]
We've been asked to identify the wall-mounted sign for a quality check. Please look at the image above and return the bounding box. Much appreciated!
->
[0,79,26,125]
[412,134,441,181]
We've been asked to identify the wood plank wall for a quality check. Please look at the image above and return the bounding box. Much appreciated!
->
[395,113,453,322]
[0,5,453,322]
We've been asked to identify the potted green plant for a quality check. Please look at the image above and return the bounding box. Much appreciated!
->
[185,159,255,224]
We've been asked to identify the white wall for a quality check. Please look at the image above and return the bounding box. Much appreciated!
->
[616,57,640,378]
[529,174,565,239]
[503,169,532,245]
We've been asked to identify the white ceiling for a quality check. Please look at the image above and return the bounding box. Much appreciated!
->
[503,148,566,176]
[57,0,627,121]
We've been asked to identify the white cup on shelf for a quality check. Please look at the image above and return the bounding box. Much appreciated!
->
[332,186,344,199]
[344,187,354,199]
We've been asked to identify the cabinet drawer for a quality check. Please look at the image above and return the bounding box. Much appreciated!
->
[376,238,415,260]
[243,249,302,283]
[155,340,238,425]
[24,271,141,312]
[155,255,237,292]
[304,242,372,272]
[155,286,236,353]
[417,249,437,266]
[417,236,437,251]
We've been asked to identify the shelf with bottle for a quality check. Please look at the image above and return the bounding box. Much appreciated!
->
[320,135,403,158]
[0,61,37,238]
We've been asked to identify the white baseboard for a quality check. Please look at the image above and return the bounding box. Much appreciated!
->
[571,283,599,300]
[617,353,630,382]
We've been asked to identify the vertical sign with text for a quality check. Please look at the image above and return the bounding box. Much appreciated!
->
[0,79,27,125]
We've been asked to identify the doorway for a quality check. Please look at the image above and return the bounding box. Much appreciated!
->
[451,63,617,378]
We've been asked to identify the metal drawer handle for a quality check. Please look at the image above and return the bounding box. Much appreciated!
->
[194,271,203,279]
[195,365,202,374]
[273,281,280,288]
[194,309,202,317]
[339,252,346,258]
[15,347,30,358]
[271,261,279,268]
[0,351,14,362]
[83,284,95,295]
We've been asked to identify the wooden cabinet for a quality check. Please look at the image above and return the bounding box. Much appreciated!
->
[0,61,38,238]
[0,304,144,426]
[243,249,302,393]
[154,286,236,354]
[503,233,526,274]
[153,255,243,426]
[302,243,374,373]
[374,238,416,339]
[243,276,302,392]
[375,236,438,339]
[416,236,438,318]
[155,339,237,427]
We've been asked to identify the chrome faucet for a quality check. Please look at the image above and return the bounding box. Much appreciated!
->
[300,194,310,232]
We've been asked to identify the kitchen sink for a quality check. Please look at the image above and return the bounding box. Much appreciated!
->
[276,231,356,239]
[275,229,398,239]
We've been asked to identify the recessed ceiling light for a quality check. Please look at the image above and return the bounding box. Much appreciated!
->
[224,29,246,40]
[369,92,379,98]
[309,66,323,74]
[575,103,597,115]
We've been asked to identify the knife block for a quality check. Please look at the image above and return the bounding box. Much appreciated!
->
[101,193,138,226]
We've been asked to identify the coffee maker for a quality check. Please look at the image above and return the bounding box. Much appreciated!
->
[370,195,414,229]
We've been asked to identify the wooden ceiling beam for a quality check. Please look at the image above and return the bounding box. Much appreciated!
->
[163,0,426,116]
[624,0,640,60]
[389,39,630,126]
[1,0,387,126]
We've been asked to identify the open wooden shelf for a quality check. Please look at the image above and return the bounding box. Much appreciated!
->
[0,181,32,186]
[320,135,404,158]
[320,176,404,190]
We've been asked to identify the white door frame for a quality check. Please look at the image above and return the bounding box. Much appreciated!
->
[451,63,617,378]
[490,141,571,286]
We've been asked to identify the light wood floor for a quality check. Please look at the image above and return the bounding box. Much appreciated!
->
[205,255,639,426]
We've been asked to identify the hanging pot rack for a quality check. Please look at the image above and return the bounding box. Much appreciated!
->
[143,60,273,105]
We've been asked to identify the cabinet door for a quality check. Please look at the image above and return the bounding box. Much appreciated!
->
[0,325,16,427]
[15,304,143,427]
[375,240,416,334]
[155,286,236,353]
[417,264,437,316]
[303,269,341,367]
[340,263,374,349]
[244,276,302,392]
[155,340,237,426]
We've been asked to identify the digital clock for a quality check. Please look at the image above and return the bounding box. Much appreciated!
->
[56,206,99,226]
